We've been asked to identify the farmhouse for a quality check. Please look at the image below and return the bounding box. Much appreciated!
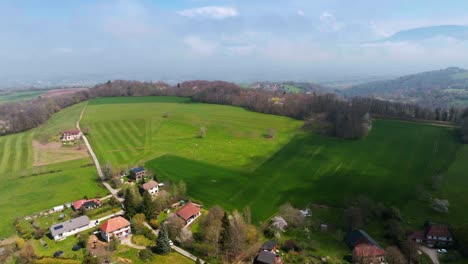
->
[425,223,453,248]
[100,216,131,242]
[176,202,201,225]
[346,229,385,264]
[61,129,82,141]
[353,243,386,264]
[50,215,90,241]
[409,223,453,248]
[129,167,146,181]
[72,198,101,211]
[140,180,159,195]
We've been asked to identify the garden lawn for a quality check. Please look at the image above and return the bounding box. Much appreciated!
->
[113,245,193,264]
[147,120,464,225]
[81,96,301,171]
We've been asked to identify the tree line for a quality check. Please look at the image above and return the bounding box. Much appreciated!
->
[1,80,468,141]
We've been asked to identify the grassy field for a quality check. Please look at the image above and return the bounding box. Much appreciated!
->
[0,103,106,237]
[0,90,44,104]
[81,96,467,227]
[34,102,87,143]
[81,96,301,171]
[148,120,464,225]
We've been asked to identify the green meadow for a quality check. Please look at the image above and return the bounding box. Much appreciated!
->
[0,104,107,237]
[0,90,44,104]
[81,96,301,170]
[83,96,468,226]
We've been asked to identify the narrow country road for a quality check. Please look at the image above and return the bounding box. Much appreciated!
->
[77,105,122,201]
[419,246,440,264]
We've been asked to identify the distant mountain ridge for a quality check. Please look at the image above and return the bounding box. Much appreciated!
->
[380,25,468,42]
[342,67,468,108]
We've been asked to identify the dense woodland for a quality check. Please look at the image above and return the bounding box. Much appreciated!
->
[1,80,468,141]
[343,67,468,108]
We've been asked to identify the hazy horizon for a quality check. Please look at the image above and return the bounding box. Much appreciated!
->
[2,0,468,85]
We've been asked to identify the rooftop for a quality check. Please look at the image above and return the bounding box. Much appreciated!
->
[130,167,145,173]
[141,180,159,191]
[427,224,452,238]
[176,202,201,221]
[256,250,276,264]
[50,215,90,237]
[63,129,81,135]
[100,216,131,233]
[353,243,386,257]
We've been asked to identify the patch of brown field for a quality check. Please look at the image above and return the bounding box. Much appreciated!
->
[32,140,89,166]
[87,235,110,259]
[40,88,89,98]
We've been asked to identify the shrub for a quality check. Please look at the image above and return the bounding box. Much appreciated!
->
[149,219,160,230]
[34,228,45,239]
[139,249,153,262]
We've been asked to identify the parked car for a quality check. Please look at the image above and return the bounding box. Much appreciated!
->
[53,251,64,257]
[437,249,447,254]
[169,240,174,246]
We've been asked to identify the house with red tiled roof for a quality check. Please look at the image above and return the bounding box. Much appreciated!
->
[425,223,453,248]
[72,199,101,211]
[140,180,159,195]
[61,129,82,141]
[353,244,386,264]
[100,216,131,242]
[176,202,201,225]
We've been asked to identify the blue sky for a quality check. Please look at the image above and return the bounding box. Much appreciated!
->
[1,0,468,83]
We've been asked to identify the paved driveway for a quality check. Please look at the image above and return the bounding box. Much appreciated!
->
[419,245,439,264]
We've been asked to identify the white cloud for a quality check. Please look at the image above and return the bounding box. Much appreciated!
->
[319,11,343,32]
[183,36,218,56]
[177,6,238,20]
[297,10,305,16]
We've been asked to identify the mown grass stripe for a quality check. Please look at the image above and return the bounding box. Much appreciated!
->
[0,138,8,174]
[13,132,25,173]
[119,120,143,147]
[95,122,127,164]
[23,132,34,173]
[105,121,136,164]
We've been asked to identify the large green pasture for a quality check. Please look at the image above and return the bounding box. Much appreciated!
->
[0,90,44,104]
[82,96,467,226]
[148,120,465,225]
[81,96,301,170]
[0,103,106,237]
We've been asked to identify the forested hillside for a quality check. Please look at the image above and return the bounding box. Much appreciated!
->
[343,67,468,108]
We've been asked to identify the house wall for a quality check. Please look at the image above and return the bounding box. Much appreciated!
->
[148,186,158,195]
[102,226,132,242]
[53,224,90,241]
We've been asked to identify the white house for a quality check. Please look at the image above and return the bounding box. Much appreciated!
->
[140,180,159,195]
[61,129,82,141]
[50,215,90,241]
[100,216,131,242]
